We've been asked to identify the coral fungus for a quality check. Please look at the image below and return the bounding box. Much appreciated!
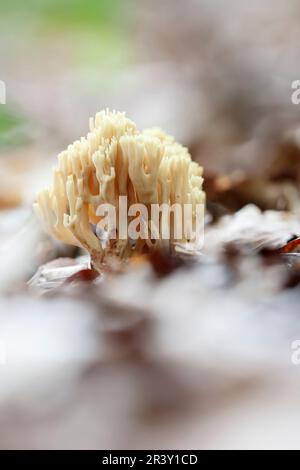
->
[35,110,205,270]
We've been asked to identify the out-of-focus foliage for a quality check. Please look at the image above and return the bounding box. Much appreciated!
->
[0,107,29,149]
[0,0,133,152]
[0,0,125,30]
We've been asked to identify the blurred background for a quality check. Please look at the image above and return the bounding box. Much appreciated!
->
[2,0,300,450]
[2,0,300,211]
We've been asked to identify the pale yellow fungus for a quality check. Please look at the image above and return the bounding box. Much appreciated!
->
[35,110,205,270]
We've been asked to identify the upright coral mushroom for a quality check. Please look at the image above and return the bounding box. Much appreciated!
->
[35,110,205,271]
